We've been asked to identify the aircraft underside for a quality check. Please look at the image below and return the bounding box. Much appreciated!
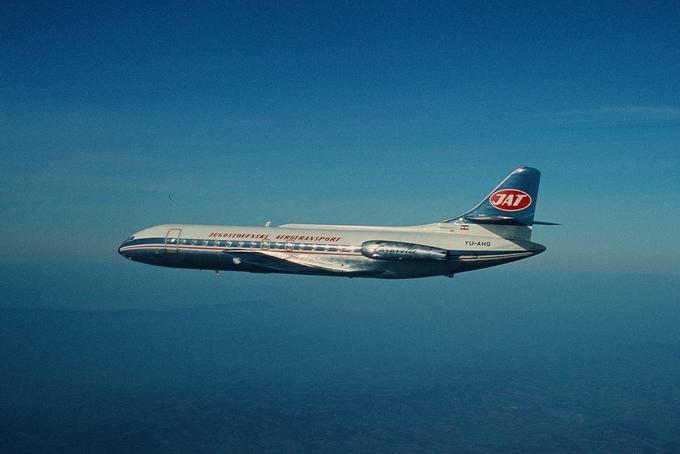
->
[119,243,538,279]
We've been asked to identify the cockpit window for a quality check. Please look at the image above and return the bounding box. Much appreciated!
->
[127,235,135,241]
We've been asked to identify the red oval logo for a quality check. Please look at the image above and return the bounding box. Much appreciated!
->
[489,189,532,212]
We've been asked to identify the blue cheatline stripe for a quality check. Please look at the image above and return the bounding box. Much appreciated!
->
[123,238,530,254]
[126,237,164,246]
[120,238,531,260]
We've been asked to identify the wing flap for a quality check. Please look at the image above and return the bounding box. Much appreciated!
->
[222,249,378,275]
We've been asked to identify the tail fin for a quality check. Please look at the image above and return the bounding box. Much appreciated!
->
[444,167,541,239]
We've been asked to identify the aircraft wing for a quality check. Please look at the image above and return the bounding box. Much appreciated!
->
[222,249,379,275]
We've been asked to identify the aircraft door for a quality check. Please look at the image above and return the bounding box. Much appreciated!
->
[165,228,182,253]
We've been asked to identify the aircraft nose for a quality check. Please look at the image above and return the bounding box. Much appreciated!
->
[118,239,133,258]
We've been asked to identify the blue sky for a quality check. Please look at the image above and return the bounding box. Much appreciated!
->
[2,1,679,308]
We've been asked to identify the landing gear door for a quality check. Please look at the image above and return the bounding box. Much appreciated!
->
[165,228,182,253]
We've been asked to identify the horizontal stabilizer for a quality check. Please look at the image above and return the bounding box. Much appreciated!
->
[464,215,529,226]
[464,217,560,226]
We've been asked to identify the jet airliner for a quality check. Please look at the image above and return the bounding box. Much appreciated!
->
[118,167,551,279]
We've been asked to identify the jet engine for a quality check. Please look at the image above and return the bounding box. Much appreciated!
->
[361,241,448,261]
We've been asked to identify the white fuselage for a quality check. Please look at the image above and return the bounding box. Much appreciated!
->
[118,223,545,279]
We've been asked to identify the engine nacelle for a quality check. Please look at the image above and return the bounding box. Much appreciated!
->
[361,241,448,261]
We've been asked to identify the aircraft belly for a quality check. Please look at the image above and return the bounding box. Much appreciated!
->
[135,246,527,277]
[125,241,475,278]
[168,249,458,278]
[378,261,461,279]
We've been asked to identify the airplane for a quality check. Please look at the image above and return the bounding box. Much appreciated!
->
[118,166,553,279]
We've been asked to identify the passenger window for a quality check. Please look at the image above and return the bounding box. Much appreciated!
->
[303,243,313,251]
[241,241,252,248]
[252,241,261,248]
[315,245,326,252]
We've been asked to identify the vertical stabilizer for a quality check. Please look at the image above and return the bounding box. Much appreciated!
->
[444,167,541,240]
